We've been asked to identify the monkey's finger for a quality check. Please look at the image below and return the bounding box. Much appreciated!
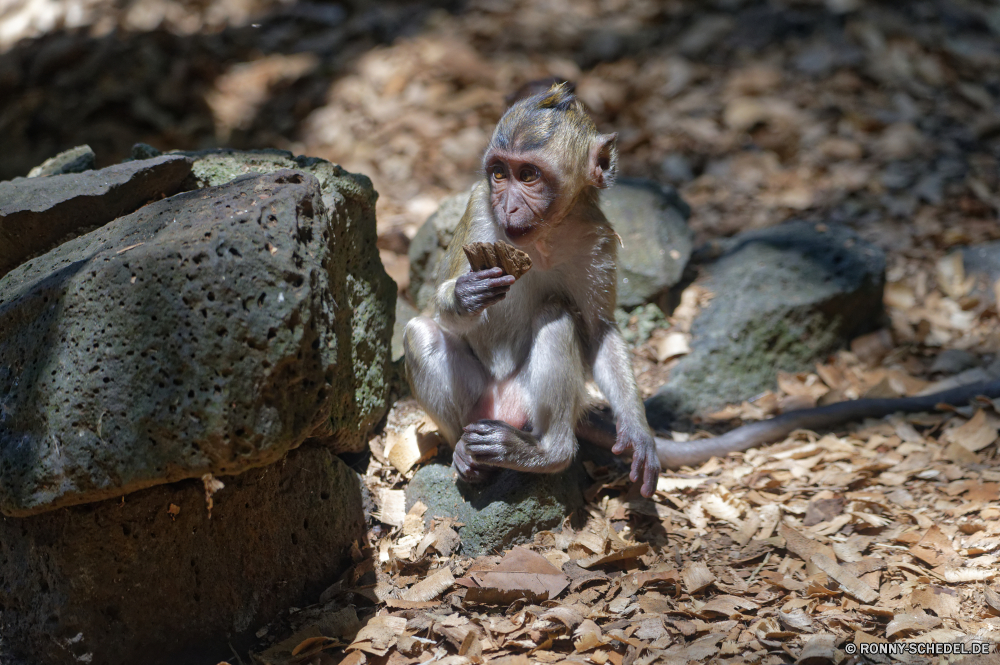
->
[639,457,660,498]
[480,274,516,289]
[470,267,506,279]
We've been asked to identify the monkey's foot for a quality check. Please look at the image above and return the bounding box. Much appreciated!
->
[453,438,497,485]
[460,419,536,466]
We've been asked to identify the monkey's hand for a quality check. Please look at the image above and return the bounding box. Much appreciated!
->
[454,267,516,316]
[612,428,661,498]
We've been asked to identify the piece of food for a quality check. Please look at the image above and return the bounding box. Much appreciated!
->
[463,241,532,279]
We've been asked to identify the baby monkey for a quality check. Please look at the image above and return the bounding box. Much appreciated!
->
[403,82,662,497]
[406,82,1000,496]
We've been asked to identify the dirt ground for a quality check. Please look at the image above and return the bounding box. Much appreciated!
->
[2,0,1000,663]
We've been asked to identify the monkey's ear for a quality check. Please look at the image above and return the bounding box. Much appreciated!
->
[590,133,618,188]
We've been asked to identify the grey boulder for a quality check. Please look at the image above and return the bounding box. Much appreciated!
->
[0,168,394,516]
[405,462,587,557]
[646,220,886,424]
[601,178,692,308]
[0,444,365,665]
[0,154,193,278]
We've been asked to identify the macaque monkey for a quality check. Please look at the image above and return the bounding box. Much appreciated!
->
[405,82,1000,496]
[404,82,662,497]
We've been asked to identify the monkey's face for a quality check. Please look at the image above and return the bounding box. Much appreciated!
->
[485,151,557,245]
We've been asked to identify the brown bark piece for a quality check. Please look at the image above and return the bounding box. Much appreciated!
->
[463,241,532,279]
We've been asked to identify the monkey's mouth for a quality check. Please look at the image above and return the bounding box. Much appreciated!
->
[502,223,534,242]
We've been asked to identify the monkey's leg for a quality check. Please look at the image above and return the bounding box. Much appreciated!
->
[402,316,489,446]
[460,306,584,475]
[579,378,1000,469]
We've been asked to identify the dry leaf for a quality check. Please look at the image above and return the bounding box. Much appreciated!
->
[655,332,690,362]
[682,561,716,595]
[944,410,999,452]
[348,616,407,656]
[577,544,650,569]
[377,489,407,528]
[936,251,975,299]
[810,553,878,604]
[468,546,570,599]
[291,636,340,658]
[695,594,759,618]
[796,634,840,664]
[384,418,442,474]
[402,566,456,602]
[984,586,1000,616]
[885,611,941,638]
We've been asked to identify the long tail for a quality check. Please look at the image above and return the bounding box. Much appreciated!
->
[577,379,1000,470]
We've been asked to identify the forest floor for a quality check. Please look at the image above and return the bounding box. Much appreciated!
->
[2,0,1000,663]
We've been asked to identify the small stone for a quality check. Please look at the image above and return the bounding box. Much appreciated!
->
[27,145,96,177]
[130,143,163,160]
[929,349,980,376]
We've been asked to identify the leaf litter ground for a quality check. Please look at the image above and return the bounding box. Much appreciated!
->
[3,0,1000,663]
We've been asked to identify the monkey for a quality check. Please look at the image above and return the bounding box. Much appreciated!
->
[403,82,662,497]
[404,82,1000,496]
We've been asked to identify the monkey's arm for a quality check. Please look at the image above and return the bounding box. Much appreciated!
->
[591,323,662,497]
[579,378,1000,469]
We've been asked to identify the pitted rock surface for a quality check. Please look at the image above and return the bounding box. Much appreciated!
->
[646,220,886,425]
[407,178,692,311]
[0,154,193,278]
[0,168,392,516]
[0,444,364,665]
[405,462,587,557]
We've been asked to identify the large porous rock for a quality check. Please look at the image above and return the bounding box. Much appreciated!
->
[964,241,1000,303]
[646,221,886,425]
[406,462,587,557]
[0,444,365,665]
[0,154,193,278]
[166,148,397,453]
[0,167,394,516]
[407,178,692,311]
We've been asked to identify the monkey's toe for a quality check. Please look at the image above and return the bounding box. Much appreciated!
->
[453,459,497,485]
[453,440,498,484]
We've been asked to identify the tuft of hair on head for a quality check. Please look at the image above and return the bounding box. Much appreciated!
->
[505,78,576,108]
[536,81,577,111]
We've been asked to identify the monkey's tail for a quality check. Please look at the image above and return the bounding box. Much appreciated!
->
[578,379,1000,470]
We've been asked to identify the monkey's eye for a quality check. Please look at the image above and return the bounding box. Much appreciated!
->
[490,164,506,181]
[518,166,540,183]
